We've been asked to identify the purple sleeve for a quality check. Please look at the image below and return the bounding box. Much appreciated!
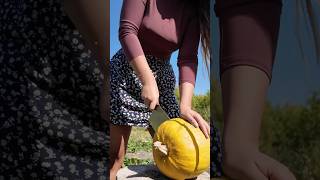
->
[177,17,200,86]
[215,0,282,80]
[119,0,146,61]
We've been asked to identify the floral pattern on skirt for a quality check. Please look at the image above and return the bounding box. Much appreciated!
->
[210,122,224,177]
[0,0,109,179]
[110,49,180,128]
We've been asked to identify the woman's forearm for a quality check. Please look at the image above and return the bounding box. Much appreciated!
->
[221,66,269,151]
[131,55,159,110]
[130,55,155,85]
[179,82,194,109]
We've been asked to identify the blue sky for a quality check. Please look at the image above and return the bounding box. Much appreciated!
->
[111,0,320,105]
[110,1,209,95]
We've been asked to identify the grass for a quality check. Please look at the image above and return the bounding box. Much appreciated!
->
[123,158,153,166]
[124,127,154,166]
[127,127,153,153]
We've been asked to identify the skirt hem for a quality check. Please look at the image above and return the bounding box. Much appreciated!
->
[110,120,150,128]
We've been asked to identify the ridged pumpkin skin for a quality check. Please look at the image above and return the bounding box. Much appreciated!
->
[152,118,210,180]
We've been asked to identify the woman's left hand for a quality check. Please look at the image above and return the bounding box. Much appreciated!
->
[180,105,210,139]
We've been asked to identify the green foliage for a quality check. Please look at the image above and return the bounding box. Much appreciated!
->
[127,128,153,153]
[192,92,210,122]
[127,139,152,153]
[211,81,320,179]
[124,158,153,166]
[260,93,320,179]
[211,80,224,130]
[175,88,210,122]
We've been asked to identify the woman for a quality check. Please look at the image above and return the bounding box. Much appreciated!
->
[213,0,319,179]
[0,0,109,179]
[109,0,218,179]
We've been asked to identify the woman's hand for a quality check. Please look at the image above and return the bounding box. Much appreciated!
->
[180,105,210,138]
[179,82,209,138]
[141,78,159,110]
[129,55,159,110]
[223,148,296,180]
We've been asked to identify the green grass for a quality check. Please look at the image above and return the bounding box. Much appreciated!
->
[127,127,153,153]
[125,127,154,166]
[123,158,153,166]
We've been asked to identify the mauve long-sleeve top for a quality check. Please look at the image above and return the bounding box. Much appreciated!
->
[119,0,200,85]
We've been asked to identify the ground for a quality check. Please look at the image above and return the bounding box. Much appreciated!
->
[124,127,153,166]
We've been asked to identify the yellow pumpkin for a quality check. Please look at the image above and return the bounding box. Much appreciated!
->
[152,118,210,180]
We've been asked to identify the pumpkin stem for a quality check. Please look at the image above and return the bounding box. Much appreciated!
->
[153,141,168,155]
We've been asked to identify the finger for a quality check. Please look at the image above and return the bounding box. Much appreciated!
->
[185,113,199,128]
[223,154,269,180]
[202,120,210,136]
[192,112,209,138]
[245,163,269,180]
[195,117,209,138]
[205,124,210,139]
[206,122,210,136]
[149,100,157,110]
[201,120,210,139]
[199,121,209,138]
[269,167,296,180]
[259,153,296,180]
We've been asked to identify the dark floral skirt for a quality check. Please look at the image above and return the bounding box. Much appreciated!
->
[0,1,109,179]
[110,49,180,128]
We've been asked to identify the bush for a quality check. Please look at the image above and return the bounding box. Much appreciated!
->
[260,93,320,179]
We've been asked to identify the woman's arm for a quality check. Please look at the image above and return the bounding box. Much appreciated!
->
[178,16,209,138]
[216,1,296,179]
[179,82,210,138]
[131,55,159,110]
[119,0,159,109]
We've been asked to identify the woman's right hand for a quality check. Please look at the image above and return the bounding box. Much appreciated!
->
[129,55,159,110]
[141,78,159,110]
